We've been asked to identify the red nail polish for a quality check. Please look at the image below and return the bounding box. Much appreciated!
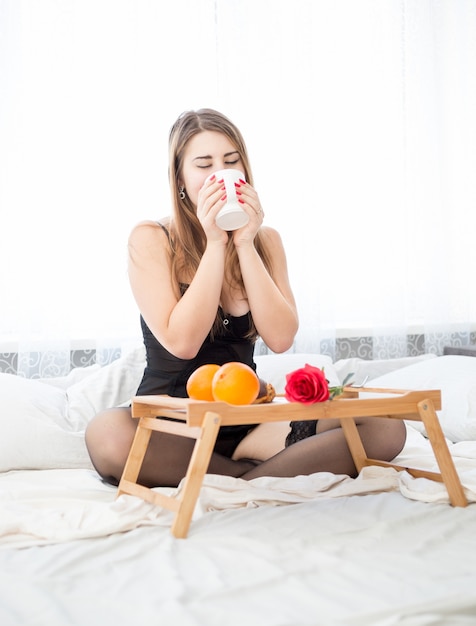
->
[234,182,241,188]
[209,174,216,182]
[238,198,245,204]
[239,179,246,185]
[221,194,227,201]
[218,178,224,184]
[221,185,226,190]
[236,191,242,196]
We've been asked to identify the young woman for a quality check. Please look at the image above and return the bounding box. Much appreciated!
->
[85,108,406,487]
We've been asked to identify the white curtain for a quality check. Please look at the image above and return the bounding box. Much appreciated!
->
[1,0,475,374]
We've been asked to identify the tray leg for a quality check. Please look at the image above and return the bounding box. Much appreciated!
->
[417,399,467,507]
[339,417,369,472]
[172,410,222,538]
[117,411,222,538]
[117,417,153,496]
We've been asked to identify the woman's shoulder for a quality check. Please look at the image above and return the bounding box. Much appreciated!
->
[259,225,285,249]
[128,219,173,262]
[260,224,280,238]
[129,219,171,243]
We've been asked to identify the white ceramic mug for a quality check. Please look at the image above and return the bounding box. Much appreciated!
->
[213,169,249,231]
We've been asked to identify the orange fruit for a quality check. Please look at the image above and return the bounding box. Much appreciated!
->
[212,362,260,405]
[186,363,220,401]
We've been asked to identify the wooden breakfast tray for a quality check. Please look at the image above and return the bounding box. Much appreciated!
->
[117,387,467,538]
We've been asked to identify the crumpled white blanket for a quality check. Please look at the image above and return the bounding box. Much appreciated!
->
[1,428,475,548]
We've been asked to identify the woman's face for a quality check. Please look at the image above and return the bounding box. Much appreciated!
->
[179,130,244,207]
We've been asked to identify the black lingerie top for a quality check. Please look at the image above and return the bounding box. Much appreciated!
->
[135,308,256,398]
[135,224,256,399]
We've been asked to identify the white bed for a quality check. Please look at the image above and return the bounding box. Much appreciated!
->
[1,348,476,625]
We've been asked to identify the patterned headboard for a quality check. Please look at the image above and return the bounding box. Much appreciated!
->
[0,347,121,379]
[1,331,474,378]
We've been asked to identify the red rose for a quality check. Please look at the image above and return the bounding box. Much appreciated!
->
[284,363,330,404]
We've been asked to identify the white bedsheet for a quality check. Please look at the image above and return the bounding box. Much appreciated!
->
[1,427,476,550]
[1,427,476,625]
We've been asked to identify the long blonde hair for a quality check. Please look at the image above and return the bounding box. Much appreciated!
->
[167,108,273,340]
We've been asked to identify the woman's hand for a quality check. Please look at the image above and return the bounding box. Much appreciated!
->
[196,175,229,245]
[232,180,264,247]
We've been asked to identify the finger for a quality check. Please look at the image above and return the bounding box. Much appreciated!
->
[236,183,261,208]
[198,178,226,209]
[237,193,264,219]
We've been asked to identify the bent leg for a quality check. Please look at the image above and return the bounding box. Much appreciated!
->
[85,407,256,488]
[240,417,407,480]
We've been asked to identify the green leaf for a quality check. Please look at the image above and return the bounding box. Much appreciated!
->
[328,372,355,400]
[341,372,355,387]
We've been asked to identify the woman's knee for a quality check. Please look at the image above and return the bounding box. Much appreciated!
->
[387,419,407,459]
[85,408,135,482]
[360,417,407,462]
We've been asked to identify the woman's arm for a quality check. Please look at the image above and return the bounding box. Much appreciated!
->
[128,221,227,359]
[237,225,299,353]
[231,179,298,353]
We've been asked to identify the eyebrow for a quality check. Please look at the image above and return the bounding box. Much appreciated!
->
[192,151,240,162]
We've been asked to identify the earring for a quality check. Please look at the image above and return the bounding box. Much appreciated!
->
[179,186,186,200]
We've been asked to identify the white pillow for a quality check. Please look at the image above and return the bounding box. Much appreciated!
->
[0,346,146,472]
[39,364,101,390]
[333,353,437,386]
[66,346,146,430]
[366,355,476,442]
[233,353,339,461]
[0,373,92,471]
